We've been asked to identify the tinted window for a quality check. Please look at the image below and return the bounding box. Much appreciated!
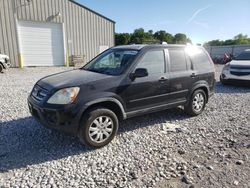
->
[84,49,138,75]
[235,52,250,60]
[186,47,212,70]
[136,50,165,75]
[169,49,187,72]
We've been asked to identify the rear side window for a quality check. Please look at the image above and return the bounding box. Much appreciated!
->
[168,49,187,72]
[136,50,165,75]
[186,48,212,71]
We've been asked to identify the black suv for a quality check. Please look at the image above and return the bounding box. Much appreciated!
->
[28,44,215,147]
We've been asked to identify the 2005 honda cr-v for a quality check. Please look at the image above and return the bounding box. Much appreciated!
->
[28,44,215,148]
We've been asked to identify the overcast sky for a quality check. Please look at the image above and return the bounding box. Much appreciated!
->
[78,0,250,44]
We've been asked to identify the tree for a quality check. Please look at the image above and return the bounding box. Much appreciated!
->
[154,31,174,43]
[204,40,223,46]
[234,34,249,45]
[130,28,146,44]
[174,33,188,44]
[223,39,236,45]
[115,28,192,45]
[115,33,131,45]
[204,34,250,46]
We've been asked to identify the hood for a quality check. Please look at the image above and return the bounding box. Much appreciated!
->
[37,69,114,90]
[0,54,9,60]
[230,60,250,66]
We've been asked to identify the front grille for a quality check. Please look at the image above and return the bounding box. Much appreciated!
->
[31,85,49,101]
[230,65,250,76]
[230,71,250,76]
[231,65,250,69]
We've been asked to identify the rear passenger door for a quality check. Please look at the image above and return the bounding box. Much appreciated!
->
[167,48,194,103]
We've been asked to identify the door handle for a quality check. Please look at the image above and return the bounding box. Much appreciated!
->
[190,73,196,78]
[159,77,168,82]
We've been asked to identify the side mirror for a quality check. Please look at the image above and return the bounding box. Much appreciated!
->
[130,68,148,80]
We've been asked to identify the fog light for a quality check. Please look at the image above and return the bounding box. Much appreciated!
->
[221,74,226,79]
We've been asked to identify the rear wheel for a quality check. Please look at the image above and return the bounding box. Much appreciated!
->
[185,89,207,116]
[78,108,119,148]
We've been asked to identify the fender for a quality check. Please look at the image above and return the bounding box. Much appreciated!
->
[0,54,10,69]
[80,97,127,120]
[188,81,210,102]
[0,61,7,69]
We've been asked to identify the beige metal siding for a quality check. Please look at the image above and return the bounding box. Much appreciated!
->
[0,0,19,67]
[0,0,115,67]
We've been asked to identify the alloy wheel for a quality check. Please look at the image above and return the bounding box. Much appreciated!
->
[88,116,114,143]
[192,93,205,112]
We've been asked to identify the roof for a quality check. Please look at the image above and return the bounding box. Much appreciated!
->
[69,0,115,23]
[112,45,147,50]
[112,44,188,50]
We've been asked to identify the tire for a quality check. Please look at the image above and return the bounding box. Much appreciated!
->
[78,107,119,148]
[0,63,3,73]
[220,76,227,85]
[185,89,207,116]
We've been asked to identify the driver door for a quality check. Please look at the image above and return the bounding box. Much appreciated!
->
[122,49,170,112]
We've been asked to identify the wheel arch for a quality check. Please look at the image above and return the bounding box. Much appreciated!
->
[189,82,210,103]
[80,98,127,122]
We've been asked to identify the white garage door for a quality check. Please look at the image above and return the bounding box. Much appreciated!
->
[18,21,65,66]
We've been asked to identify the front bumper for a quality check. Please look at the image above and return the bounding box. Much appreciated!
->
[3,59,11,69]
[28,96,81,135]
[220,72,250,87]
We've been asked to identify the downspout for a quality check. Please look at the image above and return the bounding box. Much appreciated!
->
[12,0,23,68]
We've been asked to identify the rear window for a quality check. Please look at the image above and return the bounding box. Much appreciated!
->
[186,47,212,71]
[169,49,187,72]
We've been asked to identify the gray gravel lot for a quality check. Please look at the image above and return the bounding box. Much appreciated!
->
[0,65,250,188]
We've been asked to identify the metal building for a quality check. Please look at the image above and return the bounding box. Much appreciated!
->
[0,0,115,67]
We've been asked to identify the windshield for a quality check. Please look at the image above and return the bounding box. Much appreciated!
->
[83,49,138,75]
[235,52,250,60]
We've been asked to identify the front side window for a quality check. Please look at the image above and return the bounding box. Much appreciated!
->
[169,49,187,72]
[135,50,165,75]
[84,49,138,75]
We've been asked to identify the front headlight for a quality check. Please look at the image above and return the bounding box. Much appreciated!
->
[223,63,230,71]
[47,87,80,104]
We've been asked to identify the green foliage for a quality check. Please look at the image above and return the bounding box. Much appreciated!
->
[115,33,131,45]
[130,28,158,44]
[115,28,191,45]
[234,34,250,45]
[174,33,188,44]
[204,34,250,46]
[154,30,174,43]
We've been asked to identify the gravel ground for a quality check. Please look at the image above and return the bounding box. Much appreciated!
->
[0,65,249,188]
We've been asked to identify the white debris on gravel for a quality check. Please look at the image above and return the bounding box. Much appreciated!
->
[161,123,186,133]
[0,65,250,187]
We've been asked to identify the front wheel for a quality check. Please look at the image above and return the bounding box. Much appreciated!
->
[78,108,119,148]
[0,64,3,73]
[220,75,227,85]
[185,89,207,116]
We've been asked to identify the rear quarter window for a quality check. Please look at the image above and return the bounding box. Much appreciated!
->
[187,48,212,71]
